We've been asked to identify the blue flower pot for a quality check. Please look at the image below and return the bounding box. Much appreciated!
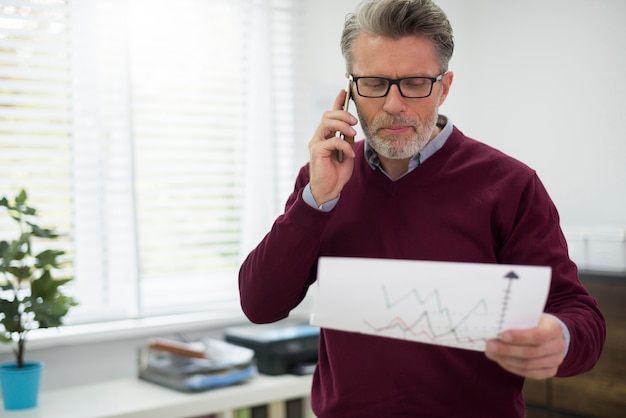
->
[0,361,43,410]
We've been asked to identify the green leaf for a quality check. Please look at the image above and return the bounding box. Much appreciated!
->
[0,240,9,260]
[8,238,29,259]
[29,223,58,239]
[30,301,69,328]
[15,189,27,206]
[27,292,77,329]
[0,298,21,333]
[7,265,33,281]
[30,271,65,298]
[22,206,37,216]
[26,270,77,329]
[35,249,64,269]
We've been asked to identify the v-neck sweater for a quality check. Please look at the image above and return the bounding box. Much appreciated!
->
[239,126,605,418]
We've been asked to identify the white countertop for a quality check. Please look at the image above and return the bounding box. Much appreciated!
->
[1,374,313,418]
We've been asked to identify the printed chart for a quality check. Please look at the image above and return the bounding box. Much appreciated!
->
[310,257,551,351]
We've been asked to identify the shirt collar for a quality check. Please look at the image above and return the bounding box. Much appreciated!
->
[365,114,452,173]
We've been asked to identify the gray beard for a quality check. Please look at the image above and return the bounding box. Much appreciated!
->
[359,110,438,160]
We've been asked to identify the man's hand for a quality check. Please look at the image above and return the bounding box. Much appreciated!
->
[307,89,358,206]
[485,313,566,379]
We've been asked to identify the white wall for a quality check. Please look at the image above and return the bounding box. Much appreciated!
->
[299,0,626,230]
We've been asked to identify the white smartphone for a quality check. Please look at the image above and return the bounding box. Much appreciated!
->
[339,78,353,140]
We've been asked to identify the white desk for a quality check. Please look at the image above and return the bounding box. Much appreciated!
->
[2,374,314,418]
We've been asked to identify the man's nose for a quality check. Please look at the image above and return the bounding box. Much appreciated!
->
[382,84,407,114]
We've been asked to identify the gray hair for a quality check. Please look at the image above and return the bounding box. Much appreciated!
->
[341,0,454,73]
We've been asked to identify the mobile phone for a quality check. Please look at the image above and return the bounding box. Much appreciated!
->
[339,78,353,139]
[337,78,353,162]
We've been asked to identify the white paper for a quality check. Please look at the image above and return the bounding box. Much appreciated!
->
[310,257,551,351]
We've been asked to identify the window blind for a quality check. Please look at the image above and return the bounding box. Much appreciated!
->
[0,0,300,324]
[0,0,73,246]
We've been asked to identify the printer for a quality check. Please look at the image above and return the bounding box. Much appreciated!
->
[224,322,319,375]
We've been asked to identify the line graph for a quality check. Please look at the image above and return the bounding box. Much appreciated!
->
[310,257,551,352]
[363,285,500,349]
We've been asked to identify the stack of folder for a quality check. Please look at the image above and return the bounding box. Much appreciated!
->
[138,337,257,392]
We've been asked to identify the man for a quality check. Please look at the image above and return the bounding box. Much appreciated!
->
[239,0,605,416]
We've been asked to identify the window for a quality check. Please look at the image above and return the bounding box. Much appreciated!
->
[0,0,301,324]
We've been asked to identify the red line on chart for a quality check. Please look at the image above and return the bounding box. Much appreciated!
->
[364,313,486,345]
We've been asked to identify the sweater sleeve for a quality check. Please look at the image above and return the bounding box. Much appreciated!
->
[497,173,606,376]
[238,165,328,324]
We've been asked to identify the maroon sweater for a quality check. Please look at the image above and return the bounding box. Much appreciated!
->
[239,127,605,417]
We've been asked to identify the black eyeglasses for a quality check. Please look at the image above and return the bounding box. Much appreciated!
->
[350,73,444,98]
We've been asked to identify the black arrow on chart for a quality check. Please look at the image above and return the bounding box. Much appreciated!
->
[497,271,519,334]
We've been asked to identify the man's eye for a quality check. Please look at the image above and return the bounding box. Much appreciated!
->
[404,78,428,88]
[362,78,387,88]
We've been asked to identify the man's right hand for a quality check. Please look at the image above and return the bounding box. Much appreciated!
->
[307,89,358,206]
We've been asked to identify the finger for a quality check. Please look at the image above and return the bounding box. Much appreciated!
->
[310,134,348,160]
[332,89,348,111]
[324,135,355,161]
[313,111,356,142]
[500,350,563,377]
[487,335,565,361]
[336,133,355,162]
[485,339,533,364]
[485,349,561,379]
[485,334,565,378]
[343,133,355,147]
[338,138,356,162]
[499,360,560,380]
[498,316,563,347]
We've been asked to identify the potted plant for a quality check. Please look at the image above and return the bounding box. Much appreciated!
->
[0,189,78,410]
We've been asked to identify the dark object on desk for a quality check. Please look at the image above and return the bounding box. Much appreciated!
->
[225,323,319,375]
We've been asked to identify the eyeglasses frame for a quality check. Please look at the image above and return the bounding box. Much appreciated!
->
[349,73,445,99]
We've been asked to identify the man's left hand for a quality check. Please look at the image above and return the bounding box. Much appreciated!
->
[485,313,566,379]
